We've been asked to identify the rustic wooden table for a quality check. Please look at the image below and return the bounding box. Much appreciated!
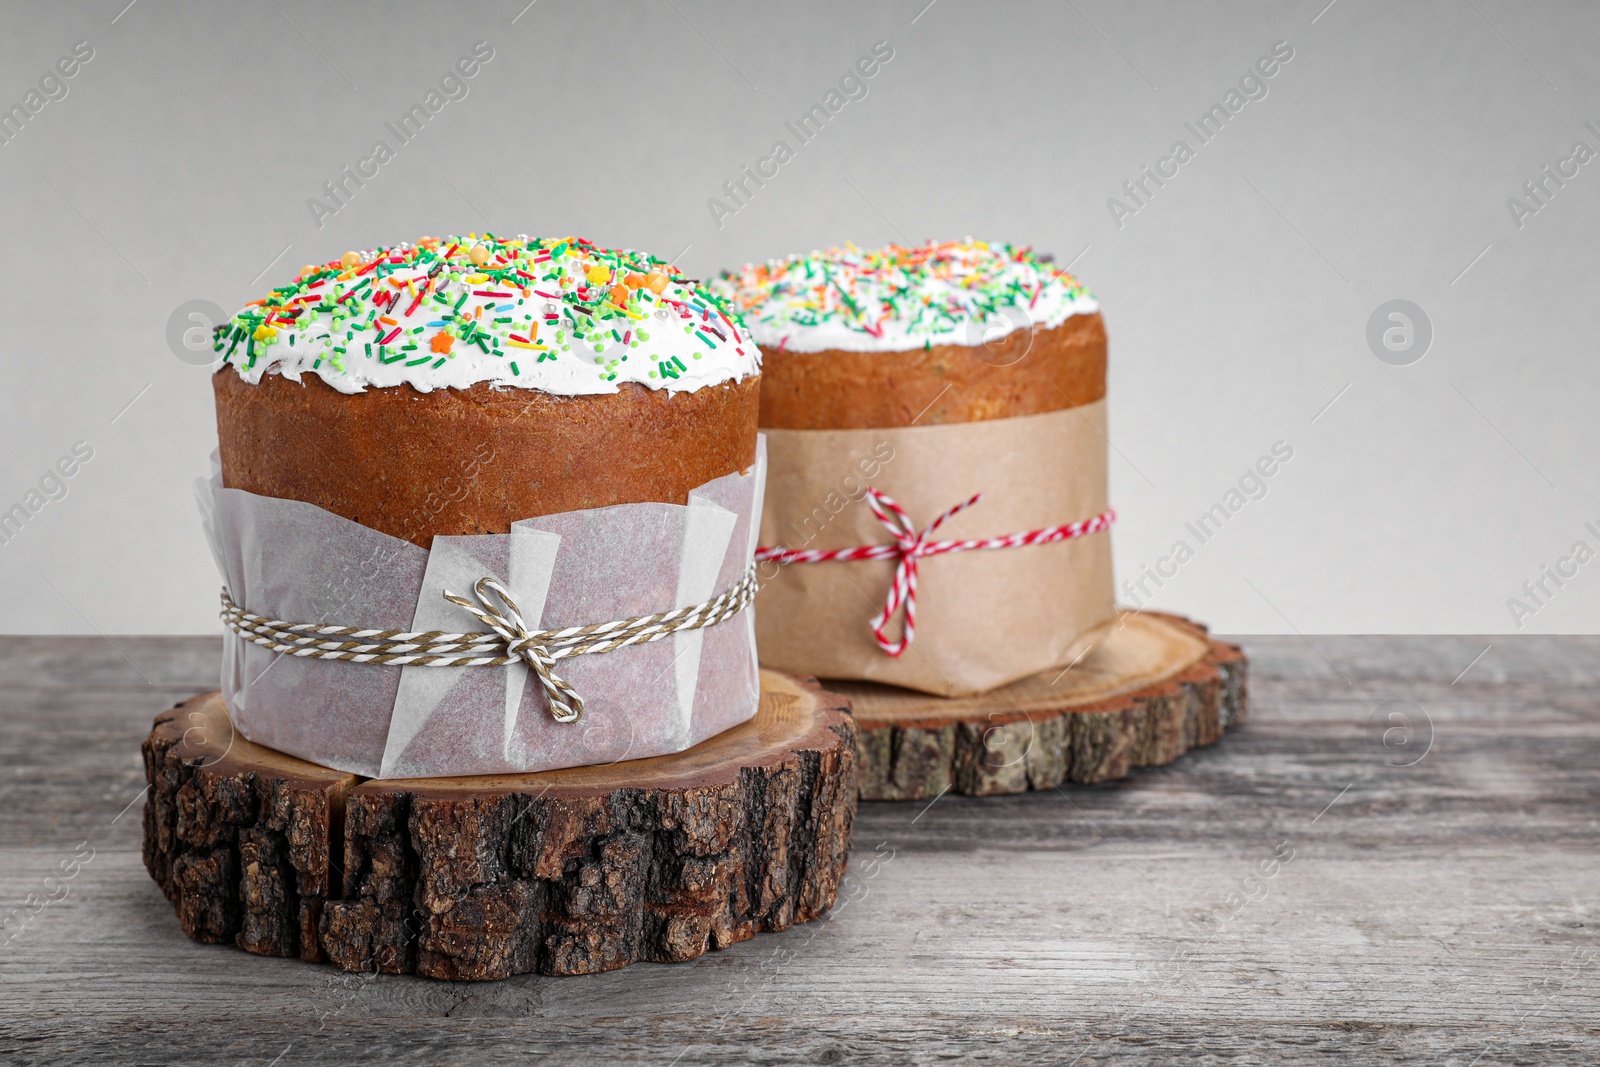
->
[2,635,1596,1064]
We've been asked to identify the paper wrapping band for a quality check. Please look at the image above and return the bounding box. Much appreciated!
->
[219,563,760,724]
[755,488,1115,658]
[755,403,1116,697]
[201,439,767,778]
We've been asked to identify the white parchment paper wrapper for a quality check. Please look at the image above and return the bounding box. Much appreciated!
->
[197,441,766,778]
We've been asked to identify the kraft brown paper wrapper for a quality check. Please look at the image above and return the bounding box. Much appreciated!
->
[756,402,1116,696]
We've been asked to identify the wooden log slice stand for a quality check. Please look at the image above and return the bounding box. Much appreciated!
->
[836,611,1247,800]
[141,671,856,980]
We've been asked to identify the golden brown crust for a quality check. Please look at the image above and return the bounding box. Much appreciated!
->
[214,372,760,548]
[756,312,1106,429]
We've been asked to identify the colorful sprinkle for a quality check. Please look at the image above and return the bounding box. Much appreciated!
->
[217,234,757,392]
[711,239,1095,350]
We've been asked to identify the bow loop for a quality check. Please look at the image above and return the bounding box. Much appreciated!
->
[443,577,585,723]
[753,488,1115,658]
[861,488,983,658]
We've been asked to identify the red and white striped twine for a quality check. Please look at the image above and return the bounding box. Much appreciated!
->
[754,488,1115,658]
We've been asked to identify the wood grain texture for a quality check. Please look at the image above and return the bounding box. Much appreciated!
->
[137,672,856,980]
[2,634,1597,1064]
[843,612,1246,799]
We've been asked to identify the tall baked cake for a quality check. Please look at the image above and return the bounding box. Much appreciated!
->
[714,239,1115,696]
[204,233,767,780]
[214,234,760,544]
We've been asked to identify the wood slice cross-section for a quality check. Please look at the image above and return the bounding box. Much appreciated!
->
[836,611,1247,800]
[141,671,856,980]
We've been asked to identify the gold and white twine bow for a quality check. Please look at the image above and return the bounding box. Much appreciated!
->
[218,564,759,723]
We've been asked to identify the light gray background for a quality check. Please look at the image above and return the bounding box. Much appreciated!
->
[1,0,1595,635]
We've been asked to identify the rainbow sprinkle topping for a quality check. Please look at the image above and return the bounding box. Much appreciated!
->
[712,239,1097,354]
[216,234,757,396]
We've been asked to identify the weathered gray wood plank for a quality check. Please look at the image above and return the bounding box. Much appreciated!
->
[1,635,1597,1064]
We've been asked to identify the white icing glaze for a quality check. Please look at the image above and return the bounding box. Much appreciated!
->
[214,235,759,395]
[712,239,1098,354]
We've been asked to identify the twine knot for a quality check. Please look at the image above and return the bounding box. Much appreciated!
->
[755,489,1116,658]
[860,488,981,657]
[443,577,585,722]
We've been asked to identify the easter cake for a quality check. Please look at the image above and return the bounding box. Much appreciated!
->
[714,240,1114,695]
